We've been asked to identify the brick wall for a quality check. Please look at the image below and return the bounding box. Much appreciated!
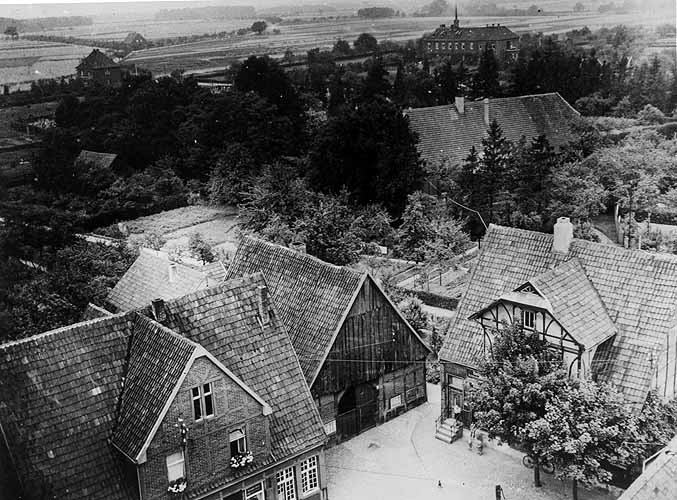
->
[139,356,270,500]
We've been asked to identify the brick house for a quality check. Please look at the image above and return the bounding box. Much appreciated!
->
[438,218,677,430]
[422,9,519,62]
[405,92,580,168]
[226,238,431,443]
[77,49,123,87]
[0,274,327,500]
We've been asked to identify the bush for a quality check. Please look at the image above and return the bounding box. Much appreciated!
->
[637,104,666,125]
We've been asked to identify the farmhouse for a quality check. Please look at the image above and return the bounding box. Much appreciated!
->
[124,32,148,50]
[0,274,328,500]
[226,238,431,443]
[77,49,123,87]
[422,9,519,62]
[104,248,227,312]
[438,218,677,431]
[405,92,580,167]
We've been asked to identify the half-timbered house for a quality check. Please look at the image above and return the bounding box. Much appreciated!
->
[438,217,677,431]
[226,238,431,443]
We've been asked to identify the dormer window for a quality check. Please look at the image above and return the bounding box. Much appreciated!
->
[191,382,214,421]
[229,428,247,456]
[521,309,536,329]
[166,451,185,481]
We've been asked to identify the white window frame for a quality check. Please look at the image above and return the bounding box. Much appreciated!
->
[276,466,296,500]
[229,428,247,455]
[245,481,265,500]
[521,309,536,329]
[470,42,474,50]
[191,382,215,422]
[166,450,185,482]
[300,456,319,495]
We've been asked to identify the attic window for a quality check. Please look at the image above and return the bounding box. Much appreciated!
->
[191,382,214,422]
[229,428,247,456]
[521,309,536,329]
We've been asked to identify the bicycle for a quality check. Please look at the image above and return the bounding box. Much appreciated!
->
[522,454,555,474]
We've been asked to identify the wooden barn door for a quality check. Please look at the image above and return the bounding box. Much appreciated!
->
[356,382,378,431]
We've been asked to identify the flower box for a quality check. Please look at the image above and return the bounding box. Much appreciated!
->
[167,478,187,496]
[230,451,254,469]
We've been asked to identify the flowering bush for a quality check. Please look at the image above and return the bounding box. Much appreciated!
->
[167,478,187,495]
[230,451,254,469]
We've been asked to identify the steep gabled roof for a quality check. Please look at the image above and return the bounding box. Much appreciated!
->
[107,248,227,312]
[428,24,518,41]
[75,150,118,170]
[528,258,617,349]
[0,315,136,500]
[153,273,326,462]
[618,436,677,500]
[405,93,580,166]
[110,315,198,462]
[77,49,119,70]
[226,237,366,382]
[440,224,677,406]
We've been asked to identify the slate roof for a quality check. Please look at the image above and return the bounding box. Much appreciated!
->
[428,24,518,41]
[440,224,677,406]
[0,315,136,500]
[225,237,366,383]
[154,273,327,462]
[75,150,118,170]
[110,315,197,461]
[0,275,325,499]
[618,436,677,500]
[77,49,119,70]
[528,258,617,349]
[405,93,580,166]
[106,248,227,312]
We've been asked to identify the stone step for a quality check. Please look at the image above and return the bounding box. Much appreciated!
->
[435,429,453,443]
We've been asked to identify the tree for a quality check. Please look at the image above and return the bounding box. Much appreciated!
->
[467,323,569,488]
[188,232,215,264]
[307,99,423,215]
[573,2,586,11]
[395,192,436,262]
[251,21,267,34]
[433,59,458,104]
[332,38,352,56]
[208,144,258,204]
[353,33,378,53]
[472,47,500,98]
[397,296,428,331]
[525,380,636,500]
[360,59,391,100]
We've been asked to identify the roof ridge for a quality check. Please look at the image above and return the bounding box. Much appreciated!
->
[0,312,129,350]
[132,312,201,350]
[241,236,365,278]
[406,93,564,113]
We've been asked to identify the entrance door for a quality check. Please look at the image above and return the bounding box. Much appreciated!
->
[336,382,379,440]
[447,388,463,420]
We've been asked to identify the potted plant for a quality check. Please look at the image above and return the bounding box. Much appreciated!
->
[167,477,187,496]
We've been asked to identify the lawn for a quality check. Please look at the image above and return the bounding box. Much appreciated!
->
[121,205,237,235]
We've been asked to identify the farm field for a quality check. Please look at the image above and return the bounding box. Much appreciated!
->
[124,10,676,76]
[0,39,92,89]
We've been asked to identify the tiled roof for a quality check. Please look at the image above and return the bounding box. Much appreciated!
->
[111,315,197,461]
[77,49,119,70]
[75,150,118,170]
[439,224,677,406]
[405,93,580,166]
[106,248,227,312]
[226,237,366,383]
[618,436,677,500]
[153,273,327,462]
[427,24,518,41]
[82,303,113,320]
[529,258,617,349]
[0,315,136,500]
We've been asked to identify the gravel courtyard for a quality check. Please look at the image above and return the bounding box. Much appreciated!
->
[326,384,622,500]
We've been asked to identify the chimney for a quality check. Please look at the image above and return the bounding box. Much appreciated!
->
[257,285,270,325]
[553,217,574,254]
[455,96,464,114]
[483,98,490,126]
[151,298,166,322]
[168,262,177,283]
